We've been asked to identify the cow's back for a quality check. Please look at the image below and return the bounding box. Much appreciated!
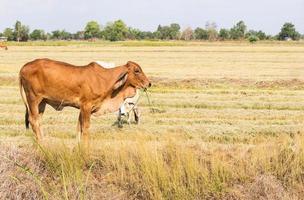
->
[19,59,92,103]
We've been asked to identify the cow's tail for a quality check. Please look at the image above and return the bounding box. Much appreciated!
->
[19,75,30,129]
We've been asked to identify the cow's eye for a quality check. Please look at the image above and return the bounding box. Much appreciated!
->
[135,69,140,74]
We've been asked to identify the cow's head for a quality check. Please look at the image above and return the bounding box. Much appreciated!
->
[114,61,151,90]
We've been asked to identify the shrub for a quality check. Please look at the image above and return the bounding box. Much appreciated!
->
[248,35,259,43]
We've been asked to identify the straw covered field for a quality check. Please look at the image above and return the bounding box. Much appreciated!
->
[0,41,303,199]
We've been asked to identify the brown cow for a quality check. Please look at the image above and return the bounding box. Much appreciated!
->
[19,58,151,146]
[0,45,8,50]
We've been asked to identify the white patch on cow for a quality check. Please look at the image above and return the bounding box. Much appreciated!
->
[94,61,115,69]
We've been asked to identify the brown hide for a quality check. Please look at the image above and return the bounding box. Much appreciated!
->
[19,58,151,146]
[0,45,8,50]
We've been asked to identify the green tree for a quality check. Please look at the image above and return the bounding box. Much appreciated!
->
[60,30,72,40]
[51,30,71,40]
[245,30,257,38]
[169,23,181,39]
[194,28,208,40]
[30,29,46,40]
[84,21,100,39]
[14,21,22,42]
[155,25,170,40]
[219,28,230,40]
[142,31,154,40]
[73,31,85,40]
[256,30,266,40]
[3,28,14,41]
[51,30,61,39]
[127,28,144,40]
[245,30,267,40]
[103,20,129,41]
[155,23,181,40]
[127,28,155,40]
[12,21,30,41]
[278,23,300,40]
[230,20,247,40]
[19,26,30,41]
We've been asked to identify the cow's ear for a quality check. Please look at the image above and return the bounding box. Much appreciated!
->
[113,72,128,90]
[126,61,133,68]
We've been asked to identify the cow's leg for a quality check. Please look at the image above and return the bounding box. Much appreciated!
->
[79,104,92,148]
[38,101,46,137]
[27,96,43,141]
[25,108,29,129]
[134,107,140,124]
[38,101,46,117]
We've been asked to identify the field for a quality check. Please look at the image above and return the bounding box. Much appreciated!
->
[0,41,304,199]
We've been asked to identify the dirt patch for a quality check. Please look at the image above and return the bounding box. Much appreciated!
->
[255,79,304,90]
[1,75,303,90]
[0,144,43,199]
[150,77,304,90]
[0,143,127,200]
[230,175,295,200]
[0,76,18,86]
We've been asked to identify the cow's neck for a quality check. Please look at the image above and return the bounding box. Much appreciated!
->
[92,64,137,115]
[96,65,128,92]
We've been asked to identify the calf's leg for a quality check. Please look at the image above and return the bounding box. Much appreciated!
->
[117,108,123,128]
[134,107,140,124]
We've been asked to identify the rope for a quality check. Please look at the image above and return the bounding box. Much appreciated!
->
[56,99,64,110]
[123,89,152,114]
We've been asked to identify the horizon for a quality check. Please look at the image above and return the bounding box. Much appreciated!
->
[0,0,303,35]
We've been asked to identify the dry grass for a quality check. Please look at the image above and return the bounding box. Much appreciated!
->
[0,41,303,199]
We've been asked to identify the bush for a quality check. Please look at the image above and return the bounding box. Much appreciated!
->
[194,28,208,40]
[219,29,230,40]
[248,35,259,43]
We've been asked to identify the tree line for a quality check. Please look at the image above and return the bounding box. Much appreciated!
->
[0,20,302,42]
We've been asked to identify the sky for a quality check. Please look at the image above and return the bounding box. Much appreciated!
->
[0,0,303,35]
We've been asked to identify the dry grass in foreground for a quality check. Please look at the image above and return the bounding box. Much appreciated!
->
[1,132,304,199]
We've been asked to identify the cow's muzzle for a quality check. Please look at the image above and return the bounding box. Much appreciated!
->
[143,82,152,91]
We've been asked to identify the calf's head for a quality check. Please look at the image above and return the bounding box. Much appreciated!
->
[114,61,151,90]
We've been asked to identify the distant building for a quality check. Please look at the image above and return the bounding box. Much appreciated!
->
[0,36,7,42]
[284,37,292,41]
